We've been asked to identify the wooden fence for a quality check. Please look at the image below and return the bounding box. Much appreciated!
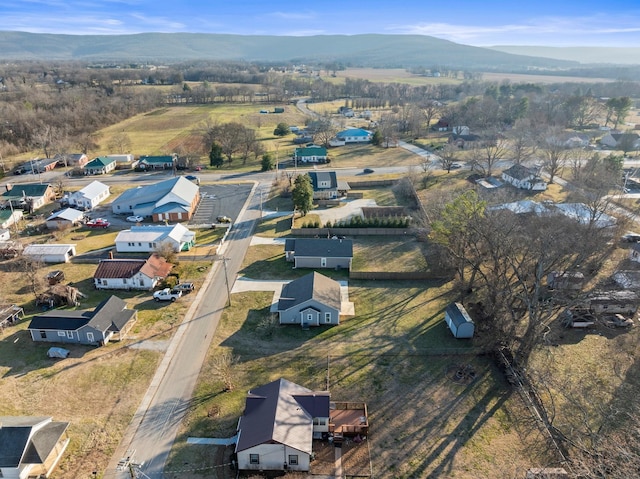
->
[290,227,413,236]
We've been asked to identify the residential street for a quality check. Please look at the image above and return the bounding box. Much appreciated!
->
[106,181,263,478]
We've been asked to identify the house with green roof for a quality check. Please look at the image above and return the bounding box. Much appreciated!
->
[84,156,117,175]
[138,154,177,170]
[293,145,328,164]
[1,183,55,211]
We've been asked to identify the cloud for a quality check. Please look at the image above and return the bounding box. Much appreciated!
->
[389,13,640,45]
[129,13,186,30]
[267,11,317,21]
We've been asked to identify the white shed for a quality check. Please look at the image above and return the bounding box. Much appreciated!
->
[23,244,76,263]
[444,302,475,339]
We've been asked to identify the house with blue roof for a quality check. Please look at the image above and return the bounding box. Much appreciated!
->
[84,156,117,175]
[330,128,372,146]
[111,176,200,222]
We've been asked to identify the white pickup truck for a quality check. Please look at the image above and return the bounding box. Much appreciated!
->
[153,288,182,302]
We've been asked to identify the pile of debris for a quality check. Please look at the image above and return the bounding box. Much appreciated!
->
[36,284,85,309]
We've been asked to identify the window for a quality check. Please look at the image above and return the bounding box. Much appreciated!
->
[148,243,153,248]
[40,331,46,339]
[313,418,326,426]
[102,279,108,285]
[66,331,74,339]
[288,455,298,465]
[87,332,94,343]
[117,205,121,210]
[58,331,66,337]
[249,454,259,464]
[123,278,127,284]
[138,242,142,246]
[324,312,331,323]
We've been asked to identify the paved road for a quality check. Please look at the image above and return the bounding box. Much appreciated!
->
[106,182,262,478]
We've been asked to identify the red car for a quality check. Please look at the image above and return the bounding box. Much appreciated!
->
[86,218,110,228]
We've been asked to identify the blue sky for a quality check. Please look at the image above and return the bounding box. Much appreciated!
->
[3,0,640,46]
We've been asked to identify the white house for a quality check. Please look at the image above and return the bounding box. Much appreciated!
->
[330,128,372,146]
[0,416,70,479]
[23,244,76,263]
[67,181,110,210]
[0,229,9,242]
[93,254,173,291]
[502,164,547,191]
[0,209,22,229]
[84,156,117,175]
[105,154,136,169]
[235,378,330,473]
[115,224,196,253]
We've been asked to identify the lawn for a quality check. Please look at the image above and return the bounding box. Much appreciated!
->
[165,280,546,478]
[352,236,428,272]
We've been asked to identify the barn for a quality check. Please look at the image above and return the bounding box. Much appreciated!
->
[444,302,475,339]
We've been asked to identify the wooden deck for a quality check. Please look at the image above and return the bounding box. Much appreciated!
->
[329,402,368,439]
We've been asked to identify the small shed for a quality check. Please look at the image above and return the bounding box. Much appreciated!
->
[444,302,475,339]
[23,244,76,263]
[547,271,585,291]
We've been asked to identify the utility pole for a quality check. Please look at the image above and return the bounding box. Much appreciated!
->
[215,255,232,307]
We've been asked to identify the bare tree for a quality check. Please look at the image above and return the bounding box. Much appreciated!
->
[470,132,507,177]
[107,131,132,154]
[211,350,239,391]
[421,100,442,135]
[439,144,459,173]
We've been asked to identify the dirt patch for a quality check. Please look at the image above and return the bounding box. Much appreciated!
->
[341,439,371,476]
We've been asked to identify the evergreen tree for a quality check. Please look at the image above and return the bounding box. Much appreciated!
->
[209,142,224,168]
[292,174,313,216]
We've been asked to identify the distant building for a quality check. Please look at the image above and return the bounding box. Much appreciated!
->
[115,224,196,253]
[66,181,110,210]
[84,156,117,175]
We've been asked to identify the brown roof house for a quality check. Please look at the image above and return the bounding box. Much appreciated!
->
[235,378,368,474]
[277,272,342,327]
[284,238,353,270]
[93,254,173,291]
[28,296,137,346]
[0,416,70,479]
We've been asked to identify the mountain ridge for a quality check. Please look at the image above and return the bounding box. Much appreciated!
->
[0,31,581,70]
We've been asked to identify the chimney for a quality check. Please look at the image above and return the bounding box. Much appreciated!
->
[109,250,114,259]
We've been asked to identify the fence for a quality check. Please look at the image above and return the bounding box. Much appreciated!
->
[349,271,449,280]
[290,227,413,236]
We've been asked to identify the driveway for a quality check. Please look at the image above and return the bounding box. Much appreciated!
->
[313,198,377,224]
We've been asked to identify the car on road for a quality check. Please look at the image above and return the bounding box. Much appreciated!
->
[217,215,232,223]
[363,168,374,174]
[86,218,110,228]
[153,288,182,302]
[126,215,144,223]
[185,175,200,185]
[450,162,463,169]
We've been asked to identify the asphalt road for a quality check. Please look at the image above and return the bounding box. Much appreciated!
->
[106,182,261,478]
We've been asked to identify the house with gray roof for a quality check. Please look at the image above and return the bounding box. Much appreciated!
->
[307,171,350,200]
[285,238,353,270]
[66,180,110,210]
[277,272,341,326]
[84,156,117,175]
[600,132,640,150]
[502,164,547,191]
[45,208,85,230]
[1,183,56,211]
[115,223,195,253]
[111,176,200,222]
[54,153,88,168]
[235,378,330,473]
[0,416,70,479]
[28,295,137,346]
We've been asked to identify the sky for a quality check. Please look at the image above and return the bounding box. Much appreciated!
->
[3,0,640,47]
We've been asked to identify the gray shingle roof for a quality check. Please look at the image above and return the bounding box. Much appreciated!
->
[308,171,337,190]
[278,272,341,311]
[235,378,329,454]
[285,238,353,258]
[0,416,69,468]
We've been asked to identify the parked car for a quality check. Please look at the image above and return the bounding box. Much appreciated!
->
[173,282,195,294]
[450,162,463,169]
[185,175,200,185]
[153,288,182,302]
[86,218,110,228]
[622,232,640,242]
[127,215,144,223]
[217,215,232,223]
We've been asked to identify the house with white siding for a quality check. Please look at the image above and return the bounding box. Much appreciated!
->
[93,254,173,291]
[115,224,195,253]
[84,156,117,175]
[67,181,110,210]
[23,244,76,263]
[0,416,70,479]
[502,164,547,191]
[45,208,85,230]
